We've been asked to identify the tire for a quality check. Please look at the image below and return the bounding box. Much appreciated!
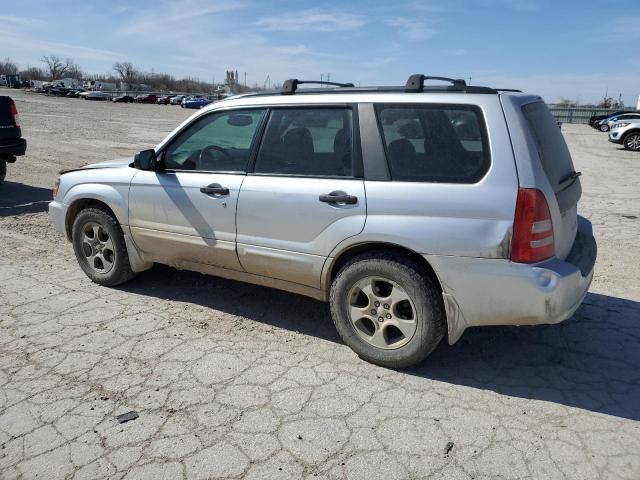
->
[330,251,445,368]
[71,207,136,287]
[623,132,640,151]
[0,159,6,184]
[599,124,610,132]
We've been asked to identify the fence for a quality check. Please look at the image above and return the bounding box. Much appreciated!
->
[547,107,628,125]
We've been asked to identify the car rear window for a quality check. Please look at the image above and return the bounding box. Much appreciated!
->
[522,101,576,194]
[375,104,490,183]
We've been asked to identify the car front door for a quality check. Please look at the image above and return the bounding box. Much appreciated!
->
[129,108,266,271]
[236,106,366,288]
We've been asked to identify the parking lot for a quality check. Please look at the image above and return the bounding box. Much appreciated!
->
[1,89,639,479]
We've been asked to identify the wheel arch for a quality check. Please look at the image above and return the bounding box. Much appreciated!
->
[324,242,444,296]
[65,198,120,241]
[622,129,640,144]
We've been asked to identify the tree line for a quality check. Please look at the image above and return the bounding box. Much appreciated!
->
[0,56,240,94]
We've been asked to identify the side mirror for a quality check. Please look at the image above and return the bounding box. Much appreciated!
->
[134,149,157,170]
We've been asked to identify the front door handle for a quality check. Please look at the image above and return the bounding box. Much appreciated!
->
[200,183,229,195]
[319,190,358,205]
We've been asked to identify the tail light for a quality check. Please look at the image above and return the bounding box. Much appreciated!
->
[511,188,555,263]
[9,100,20,128]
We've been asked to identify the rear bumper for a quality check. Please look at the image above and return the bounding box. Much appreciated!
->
[0,138,27,158]
[427,216,597,344]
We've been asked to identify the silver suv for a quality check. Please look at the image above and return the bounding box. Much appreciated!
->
[608,120,640,151]
[49,75,597,368]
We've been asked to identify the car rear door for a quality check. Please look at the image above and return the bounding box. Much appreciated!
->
[236,106,366,288]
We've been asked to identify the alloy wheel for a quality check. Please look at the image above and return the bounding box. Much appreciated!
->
[625,134,640,151]
[347,276,418,350]
[80,222,115,274]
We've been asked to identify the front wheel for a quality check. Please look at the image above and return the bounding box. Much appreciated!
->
[71,208,136,286]
[623,132,640,151]
[0,159,6,184]
[599,124,610,132]
[330,252,445,368]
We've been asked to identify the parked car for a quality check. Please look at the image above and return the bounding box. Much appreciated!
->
[85,92,112,101]
[48,75,596,368]
[170,95,186,105]
[156,95,172,105]
[0,96,27,184]
[608,121,640,151]
[66,89,85,98]
[181,97,210,109]
[136,94,157,104]
[113,95,135,103]
[589,110,634,127]
[596,113,640,132]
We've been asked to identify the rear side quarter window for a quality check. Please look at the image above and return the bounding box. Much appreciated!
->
[375,103,490,183]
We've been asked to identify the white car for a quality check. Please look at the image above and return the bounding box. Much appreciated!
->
[170,95,185,105]
[609,121,640,151]
[599,113,640,132]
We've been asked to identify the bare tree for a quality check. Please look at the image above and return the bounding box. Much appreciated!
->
[40,55,81,80]
[113,62,138,89]
[19,67,46,81]
[0,57,19,75]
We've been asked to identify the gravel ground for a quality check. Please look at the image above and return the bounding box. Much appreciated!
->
[0,89,639,480]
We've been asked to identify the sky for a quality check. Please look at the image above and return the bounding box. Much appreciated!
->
[1,0,639,105]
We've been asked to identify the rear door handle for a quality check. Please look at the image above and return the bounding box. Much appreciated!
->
[200,183,229,195]
[319,190,358,205]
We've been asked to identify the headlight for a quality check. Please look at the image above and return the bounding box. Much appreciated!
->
[616,122,630,128]
[52,178,60,198]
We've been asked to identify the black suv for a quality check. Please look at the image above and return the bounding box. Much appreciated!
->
[0,96,27,183]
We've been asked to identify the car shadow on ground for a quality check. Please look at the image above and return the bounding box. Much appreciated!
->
[123,265,341,343]
[124,266,640,421]
[0,181,52,216]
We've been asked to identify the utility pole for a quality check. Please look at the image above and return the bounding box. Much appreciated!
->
[327,72,330,85]
[321,73,323,84]
[468,77,472,85]
[244,72,247,88]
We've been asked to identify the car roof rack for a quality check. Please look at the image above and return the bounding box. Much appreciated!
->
[281,79,355,95]
[228,76,521,100]
[495,88,523,93]
[404,74,498,94]
[405,75,466,92]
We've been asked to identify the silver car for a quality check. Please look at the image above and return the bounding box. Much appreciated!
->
[49,75,597,367]
[608,120,640,151]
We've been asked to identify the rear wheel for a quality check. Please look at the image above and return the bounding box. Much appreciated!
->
[0,159,6,183]
[72,208,136,286]
[623,132,640,151]
[599,123,610,132]
[330,251,445,368]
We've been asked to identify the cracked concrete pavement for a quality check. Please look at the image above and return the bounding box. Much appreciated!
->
[0,91,639,479]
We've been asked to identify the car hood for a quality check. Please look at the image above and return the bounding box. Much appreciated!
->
[83,157,133,169]
[60,157,133,175]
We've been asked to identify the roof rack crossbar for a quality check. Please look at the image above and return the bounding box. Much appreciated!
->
[405,74,467,92]
[281,79,355,95]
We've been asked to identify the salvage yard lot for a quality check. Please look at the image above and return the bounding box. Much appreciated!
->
[1,89,639,479]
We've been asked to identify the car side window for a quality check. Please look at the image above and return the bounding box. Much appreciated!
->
[253,108,353,177]
[163,109,265,172]
[376,104,490,183]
